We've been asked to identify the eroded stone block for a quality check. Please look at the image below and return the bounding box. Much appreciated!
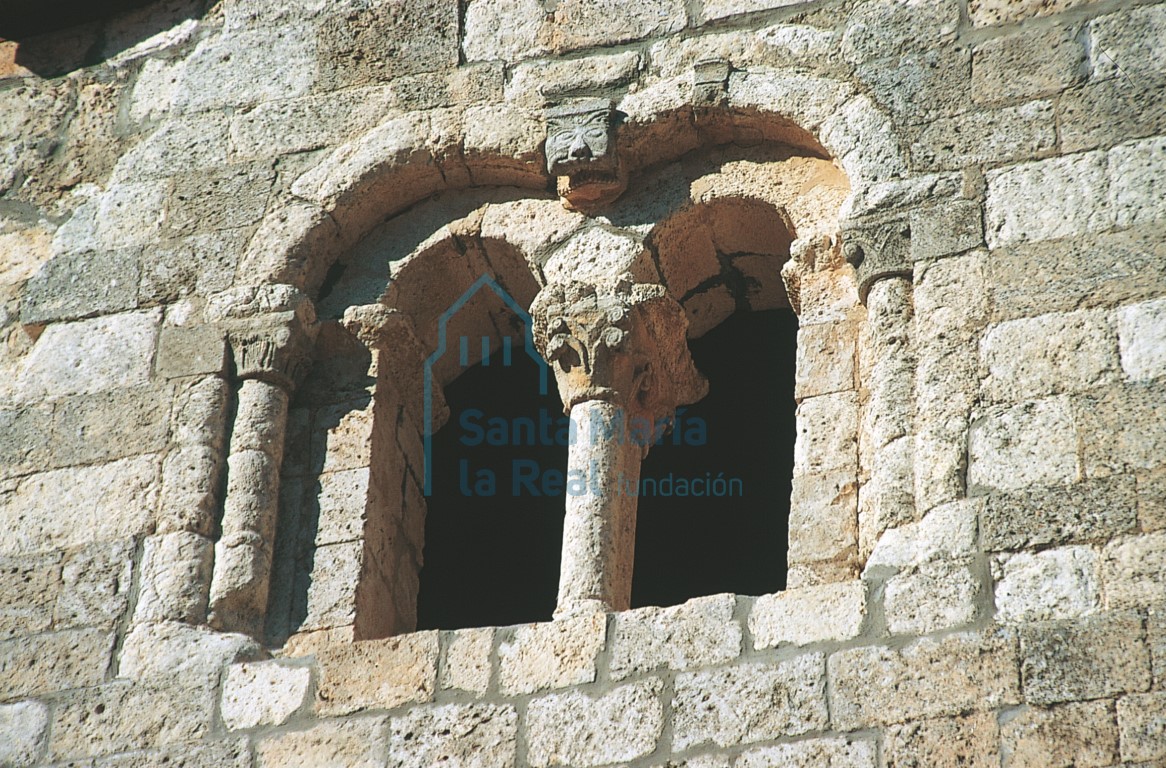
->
[498,614,605,695]
[736,738,876,768]
[441,627,493,695]
[0,701,49,768]
[1000,700,1118,768]
[968,397,1080,494]
[388,704,517,768]
[885,559,981,635]
[1102,532,1166,610]
[610,594,741,679]
[984,152,1111,248]
[1117,297,1166,382]
[1117,691,1166,763]
[749,583,865,649]
[885,712,999,768]
[255,716,387,768]
[315,631,438,716]
[982,476,1138,551]
[526,680,663,767]
[1020,610,1150,705]
[221,661,310,730]
[993,546,1100,624]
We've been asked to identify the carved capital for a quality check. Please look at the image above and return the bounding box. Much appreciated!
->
[842,218,913,303]
[219,288,319,390]
[692,59,730,106]
[531,280,708,435]
[544,98,627,210]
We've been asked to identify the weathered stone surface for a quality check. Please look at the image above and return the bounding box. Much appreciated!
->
[795,320,856,399]
[316,631,438,716]
[1110,136,1166,228]
[14,309,160,403]
[134,532,213,624]
[866,498,977,570]
[139,230,247,305]
[112,113,230,183]
[1102,533,1166,610]
[256,717,388,768]
[21,248,139,325]
[749,583,865,648]
[912,100,1056,172]
[984,152,1111,248]
[176,25,316,112]
[0,403,53,481]
[526,680,663,767]
[230,87,397,158]
[788,470,858,564]
[909,200,983,260]
[441,627,493,695]
[700,0,804,22]
[55,539,134,631]
[733,739,875,767]
[841,0,959,64]
[318,0,457,90]
[0,455,159,556]
[542,227,653,285]
[1075,381,1166,477]
[314,468,371,545]
[47,681,215,762]
[1117,297,1166,382]
[1090,5,1166,86]
[979,310,1119,402]
[1020,611,1151,705]
[1117,691,1166,763]
[972,27,1083,106]
[968,397,1080,494]
[794,391,858,474]
[221,661,310,730]
[885,559,981,635]
[506,51,642,108]
[118,622,262,683]
[1060,78,1166,153]
[299,541,363,632]
[610,594,741,679]
[90,738,253,768]
[51,385,171,468]
[969,0,1100,26]
[829,630,1020,729]
[539,0,687,55]
[166,164,274,235]
[0,550,60,639]
[982,475,1138,551]
[1000,700,1118,768]
[388,704,517,768]
[885,712,999,768]
[993,546,1100,624]
[498,614,605,695]
[154,325,228,380]
[672,656,828,749]
[462,0,547,62]
[0,700,49,768]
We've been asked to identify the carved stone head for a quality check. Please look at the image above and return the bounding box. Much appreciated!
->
[544,98,617,176]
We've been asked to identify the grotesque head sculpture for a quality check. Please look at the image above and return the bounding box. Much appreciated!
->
[544,98,627,210]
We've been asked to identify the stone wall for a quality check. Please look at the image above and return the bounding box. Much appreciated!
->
[2,0,1165,765]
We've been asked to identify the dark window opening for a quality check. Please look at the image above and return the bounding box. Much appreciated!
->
[417,343,567,630]
[632,309,798,607]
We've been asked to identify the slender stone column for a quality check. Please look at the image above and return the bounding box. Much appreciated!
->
[532,280,706,619]
[207,288,317,637]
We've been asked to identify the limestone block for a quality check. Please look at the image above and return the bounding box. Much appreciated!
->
[866,498,977,570]
[829,630,1020,729]
[672,656,828,749]
[1117,297,1166,382]
[1020,610,1150,705]
[0,455,159,557]
[506,51,642,108]
[967,397,1080,494]
[155,326,228,380]
[1060,78,1166,153]
[993,546,1100,624]
[230,86,396,158]
[462,0,547,62]
[913,100,1057,172]
[479,198,587,262]
[736,738,876,768]
[972,27,1083,106]
[885,559,981,635]
[728,72,855,135]
[525,680,664,767]
[110,112,230,183]
[21,247,139,325]
[909,200,983,260]
[167,163,274,235]
[749,583,865,649]
[989,225,1166,322]
[794,392,858,474]
[134,532,213,624]
[609,594,741,679]
[700,0,805,22]
[788,470,858,564]
[0,701,48,768]
[128,57,186,124]
[94,181,170,250]
[652,757,732,768]
[0,404,53,481]
[984,152,1112,248]
[1090,5,1166,85]
[299,542,362,632]
[139,230,247,305]
[118,622,261,684]
[176,25,316,112]
[52,386,171,469]
[1076,381,1166,476]
[1000,700,1118,768]
[841,0,959,64]
[885,712,999,768]
[255,717,388,768]
[314,468,371,546]
[821,95,908,183]
[461,105,543,165]
[982,475,1138,551]
[46,681,214,762]
[315,631,438,716]
[542,227,654,286]
[981,309,1119,402]
[55,539,134,631]
[388,704,518,768]
[1110,136,1166,227]
[1139,467,1166,533]
[795,320,856,399]
[1117,691,1166,762]
[1152,607,1166,687]
[441,627,493,695]
[539,0,687,55]
[969,0,1100,26]
[89,739,253,768]
[14,309,160,403]
[796,269,860,325]
[1102,532,1166,610]
[858,48,972,127]
[317,0,457,90]
[221,661,310,730]
[498,614,605,695]
[0,551,60,639]
[159,445,223,536]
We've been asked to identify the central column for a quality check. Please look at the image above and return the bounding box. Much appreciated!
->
[532,279,707,619]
